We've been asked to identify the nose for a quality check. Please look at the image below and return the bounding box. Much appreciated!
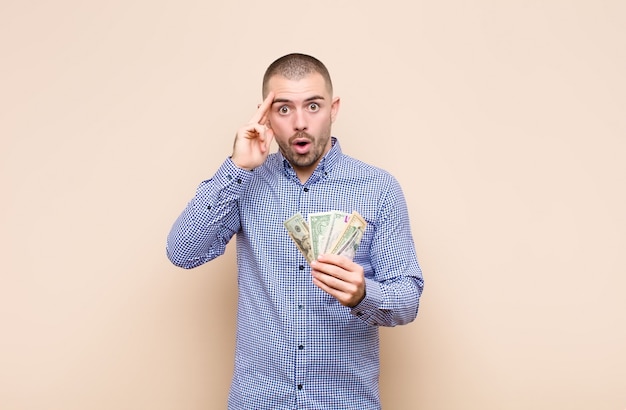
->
[293,108,307,131]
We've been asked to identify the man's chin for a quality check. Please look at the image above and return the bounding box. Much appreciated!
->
[288,154,318,169]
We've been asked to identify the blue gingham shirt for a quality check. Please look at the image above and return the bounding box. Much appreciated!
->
[167,138,424,410]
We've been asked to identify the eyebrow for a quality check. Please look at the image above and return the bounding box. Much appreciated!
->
[272,95,326,105]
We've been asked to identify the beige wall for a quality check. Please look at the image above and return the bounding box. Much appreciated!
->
[1,1,625,409]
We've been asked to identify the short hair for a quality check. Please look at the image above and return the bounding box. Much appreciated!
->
[262,53,333,98]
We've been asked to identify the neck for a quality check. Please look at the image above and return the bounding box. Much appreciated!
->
[295,165,317,184]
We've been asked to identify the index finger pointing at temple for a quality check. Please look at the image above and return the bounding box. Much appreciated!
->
[251,91,274,124]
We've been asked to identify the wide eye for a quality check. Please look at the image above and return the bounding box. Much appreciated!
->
[278,105,290,115]
[308,102,320,112]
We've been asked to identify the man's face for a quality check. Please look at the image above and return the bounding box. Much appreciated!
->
[266,72,340,179]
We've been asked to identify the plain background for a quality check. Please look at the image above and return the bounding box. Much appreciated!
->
[1,1,625,409]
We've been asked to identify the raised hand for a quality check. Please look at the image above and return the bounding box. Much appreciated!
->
[231,92,275,170]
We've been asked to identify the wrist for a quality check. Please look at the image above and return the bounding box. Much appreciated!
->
[230,155,254,171]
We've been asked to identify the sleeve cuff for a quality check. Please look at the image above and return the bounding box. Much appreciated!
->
[195,157,253,195]
[215,157,255,187]
[350,277,383,323]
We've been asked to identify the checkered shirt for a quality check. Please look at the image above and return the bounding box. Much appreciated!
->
[167,138,424,409]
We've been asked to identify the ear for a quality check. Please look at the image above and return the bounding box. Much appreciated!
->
[330,96,341,123]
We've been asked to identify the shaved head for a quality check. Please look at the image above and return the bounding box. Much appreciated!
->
[262,53,333,98]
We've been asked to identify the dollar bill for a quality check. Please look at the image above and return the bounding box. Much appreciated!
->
[308,210,349,260]
[324,211,351,255]
[328,211,367,260]
[308,211,332,261]
[285,210,366,263]
[283,212,314,263]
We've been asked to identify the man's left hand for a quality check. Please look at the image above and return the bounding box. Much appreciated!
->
[311,254,365,307]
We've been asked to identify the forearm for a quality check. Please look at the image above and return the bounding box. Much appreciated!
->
[166,158,250,269]
[351,275,423,327]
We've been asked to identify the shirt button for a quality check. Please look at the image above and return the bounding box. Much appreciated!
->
[236,178,242,184]
[207,205,211,210]
[303,187,309,192]
[299,265,304,270]
[298,304,303,310]
[298,345,304,350]
[297,384,303,390]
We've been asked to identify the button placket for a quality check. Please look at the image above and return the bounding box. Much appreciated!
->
[294,261,307,396]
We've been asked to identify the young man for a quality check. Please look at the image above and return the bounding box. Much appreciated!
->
[167,53,424,410]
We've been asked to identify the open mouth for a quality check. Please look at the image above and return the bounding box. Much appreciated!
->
[292,139,311,154]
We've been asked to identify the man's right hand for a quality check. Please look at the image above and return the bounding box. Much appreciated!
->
[231,92,275,170]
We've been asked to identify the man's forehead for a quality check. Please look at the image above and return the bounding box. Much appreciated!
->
[266,72,330,97]
[271,95,325,105]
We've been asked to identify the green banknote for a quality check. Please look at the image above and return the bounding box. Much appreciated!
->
[308,210,350,260]
[283,212,314,263]
[285,210,366,262]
